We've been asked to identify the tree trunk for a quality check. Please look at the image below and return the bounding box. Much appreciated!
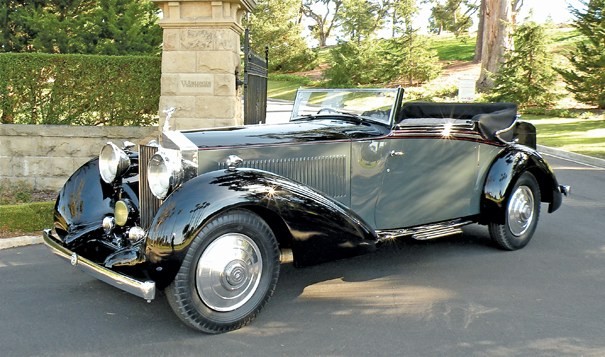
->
[474,0,486,63]
[476,0,513,91]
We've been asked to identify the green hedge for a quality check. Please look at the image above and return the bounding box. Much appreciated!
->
[0,53,160,126]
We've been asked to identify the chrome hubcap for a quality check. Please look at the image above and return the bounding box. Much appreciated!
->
[196,233,262,312]
[508,186,535,237]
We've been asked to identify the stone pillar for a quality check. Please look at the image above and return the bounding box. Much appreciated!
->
[153,0,256,131]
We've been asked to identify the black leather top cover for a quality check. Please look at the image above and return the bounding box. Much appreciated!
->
[399,102,518,141]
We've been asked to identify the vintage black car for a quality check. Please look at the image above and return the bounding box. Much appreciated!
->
[43,88,569,334]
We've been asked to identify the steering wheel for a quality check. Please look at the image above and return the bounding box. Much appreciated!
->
[317,108,338,114]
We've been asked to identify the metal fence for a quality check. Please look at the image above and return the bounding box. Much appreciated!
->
[243,29,268,125]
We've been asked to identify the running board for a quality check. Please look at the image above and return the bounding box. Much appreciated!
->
[376,220,472,243]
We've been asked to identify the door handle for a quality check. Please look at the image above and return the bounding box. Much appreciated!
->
[390,150,404,157]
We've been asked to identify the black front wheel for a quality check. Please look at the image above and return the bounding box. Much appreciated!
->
[489,172,541,250]
[166,210,280,334]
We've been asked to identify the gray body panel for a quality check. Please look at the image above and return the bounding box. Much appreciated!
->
[376,138,480,228]
[195,128,504,230]
[197,142,353,207]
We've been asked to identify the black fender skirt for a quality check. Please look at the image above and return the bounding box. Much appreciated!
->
[481,146,562,225]
[145,168,378,286]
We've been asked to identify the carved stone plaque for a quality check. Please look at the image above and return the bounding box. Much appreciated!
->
[178,74,214,94]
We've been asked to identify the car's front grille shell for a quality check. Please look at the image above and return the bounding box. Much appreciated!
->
[139,145,161,230]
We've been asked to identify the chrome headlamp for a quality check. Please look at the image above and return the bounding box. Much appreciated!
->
[147,149,183,200]
[99,142,131,184]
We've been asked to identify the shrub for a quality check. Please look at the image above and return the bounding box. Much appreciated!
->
[0,180,32,205]
[325,35,441,87]
[325,41,379,86]
[557,0,605,109]
[488,22,561,108]
[0,53,160,126]
[268,74,314,86]
[382,34,442,86]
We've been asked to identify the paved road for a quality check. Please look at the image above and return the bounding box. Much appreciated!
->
[1,155,604,357]
[266,99,292,124]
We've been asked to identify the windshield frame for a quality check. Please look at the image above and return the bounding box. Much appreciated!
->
[290,88,402,126]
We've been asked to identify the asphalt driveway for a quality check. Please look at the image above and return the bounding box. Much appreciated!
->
[1,154,604,356]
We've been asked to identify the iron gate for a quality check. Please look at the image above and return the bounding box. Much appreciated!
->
[243,29,268,125]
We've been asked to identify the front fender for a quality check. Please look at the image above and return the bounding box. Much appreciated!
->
[53,156,139,251]
[481,146,562,224]
[145,168,377,286]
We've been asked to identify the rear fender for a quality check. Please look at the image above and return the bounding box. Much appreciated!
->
[481,146,562,224]
[145,169,378,287]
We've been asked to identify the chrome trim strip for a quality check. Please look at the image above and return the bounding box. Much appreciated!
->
[42,229,156,301]
[139,145,161,230]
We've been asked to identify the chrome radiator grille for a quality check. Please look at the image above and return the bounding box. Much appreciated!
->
[139,145,161,230]
[218,156,347,198]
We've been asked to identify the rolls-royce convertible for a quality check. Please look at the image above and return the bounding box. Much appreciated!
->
[43,88,569,333]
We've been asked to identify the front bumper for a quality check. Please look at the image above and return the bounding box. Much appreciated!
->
[548,184,571,214]
[42,229,156,302]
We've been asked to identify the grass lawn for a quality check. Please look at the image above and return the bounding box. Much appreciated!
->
[431,34,476,61]
[528,116,605,159]
[268,80,301,101]
[0,201,54,238]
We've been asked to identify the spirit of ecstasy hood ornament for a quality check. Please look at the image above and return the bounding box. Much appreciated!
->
[163,107,176,132]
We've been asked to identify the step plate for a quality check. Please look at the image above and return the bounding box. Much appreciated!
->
[376,220,472,243]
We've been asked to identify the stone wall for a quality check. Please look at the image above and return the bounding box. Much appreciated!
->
[0,124,157,191]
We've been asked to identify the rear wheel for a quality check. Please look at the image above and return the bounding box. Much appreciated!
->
[489,172,541,250]
[166,210,280,334]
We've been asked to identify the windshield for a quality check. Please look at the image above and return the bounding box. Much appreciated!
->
[290,88,400,125]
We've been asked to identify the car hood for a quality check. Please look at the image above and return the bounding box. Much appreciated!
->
[181,119,388,149]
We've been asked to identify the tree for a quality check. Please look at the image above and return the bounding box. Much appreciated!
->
[475,0,514,90]
[0,0,161,55]
[511,0,524,24]
[325,35,440,86]
[337,0,379,43]
[473,0,485,62]
[489,22,560,108]
[0,1,47,52]
[558,0,605,109]
[428,0,478,36]
[247,0,316,72]
[474,0,522,63]
[300,0,342,47]
[94,0,162,55]
[384,33,441,85]
[390,0,418,37]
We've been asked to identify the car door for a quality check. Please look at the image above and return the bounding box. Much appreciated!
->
[374,128,481,230]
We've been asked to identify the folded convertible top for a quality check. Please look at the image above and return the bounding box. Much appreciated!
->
[399,102,518,142]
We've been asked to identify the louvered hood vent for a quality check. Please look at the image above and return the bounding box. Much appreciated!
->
[218,155,347,198]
